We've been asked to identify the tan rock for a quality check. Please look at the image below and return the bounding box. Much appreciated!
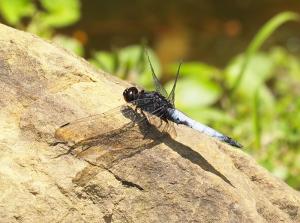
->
[0,23,299,223]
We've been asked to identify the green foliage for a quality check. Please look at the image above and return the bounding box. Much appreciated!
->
[230,11,299,94]
[90,45,161,89]
[166,62,222,108]
[39,0,80,28]
[0,0,35,25]
[27,0,81,38]
[0,0,82,54]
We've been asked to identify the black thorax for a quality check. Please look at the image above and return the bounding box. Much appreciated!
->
[133,90,173,119]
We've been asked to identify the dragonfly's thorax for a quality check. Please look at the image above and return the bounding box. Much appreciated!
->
[123,87,173,118]
[138,90,173,112]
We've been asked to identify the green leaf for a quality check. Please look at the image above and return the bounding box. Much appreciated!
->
[169,62,218,80]
[89,51,116,73]
[40,0,80,27]
[166,61,222,106]
[253,88,262,149]
[166,77,221,108]
[0,0,35,25]
[226,52,274,97]
[230,11,300,94]
[118,45,144,70]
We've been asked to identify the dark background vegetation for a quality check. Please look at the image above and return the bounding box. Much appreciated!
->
[75,0,300,66]
[1,0,300,189]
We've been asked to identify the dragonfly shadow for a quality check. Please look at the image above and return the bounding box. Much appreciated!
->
[54,107,233,187]
[123,107,235,187]
[162,137,234,187]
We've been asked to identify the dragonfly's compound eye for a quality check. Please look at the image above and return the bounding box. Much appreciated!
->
[123,87,139,102]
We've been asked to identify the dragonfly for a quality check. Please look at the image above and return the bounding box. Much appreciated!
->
[121,54,242,148]
[55,53,242,160]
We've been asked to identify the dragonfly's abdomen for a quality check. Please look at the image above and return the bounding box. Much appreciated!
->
[167,108,242,148]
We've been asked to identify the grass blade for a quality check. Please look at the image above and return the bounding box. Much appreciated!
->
[230,11,300,95]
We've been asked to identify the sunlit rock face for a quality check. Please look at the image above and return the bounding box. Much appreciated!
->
[0,23,300,223]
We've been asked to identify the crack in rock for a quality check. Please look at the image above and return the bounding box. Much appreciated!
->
[111,172,144,191]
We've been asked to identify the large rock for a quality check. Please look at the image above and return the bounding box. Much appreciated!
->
[0,23,299,223]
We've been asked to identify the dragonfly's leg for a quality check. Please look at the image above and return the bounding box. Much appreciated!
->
[140,109,151,125]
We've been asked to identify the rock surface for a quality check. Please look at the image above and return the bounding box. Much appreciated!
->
[0,23,300,223]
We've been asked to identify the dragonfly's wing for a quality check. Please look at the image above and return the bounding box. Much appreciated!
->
[74,105,176,165]
[146,51,168,98]
[72,117,155,165]
[55,96,168,145]
[54,105,164,165]
[54,99,177,165]
[54,104,140,145]
[167,62,182,106]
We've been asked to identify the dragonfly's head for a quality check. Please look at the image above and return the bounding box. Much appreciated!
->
[123,87,139,103]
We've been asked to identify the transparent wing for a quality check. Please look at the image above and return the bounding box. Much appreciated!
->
[167,62,182,106]
[145,50,168,98]
[54,97,176,146]
[55,103,143,146]
[73,106,176,166]
[54,100,176,164]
